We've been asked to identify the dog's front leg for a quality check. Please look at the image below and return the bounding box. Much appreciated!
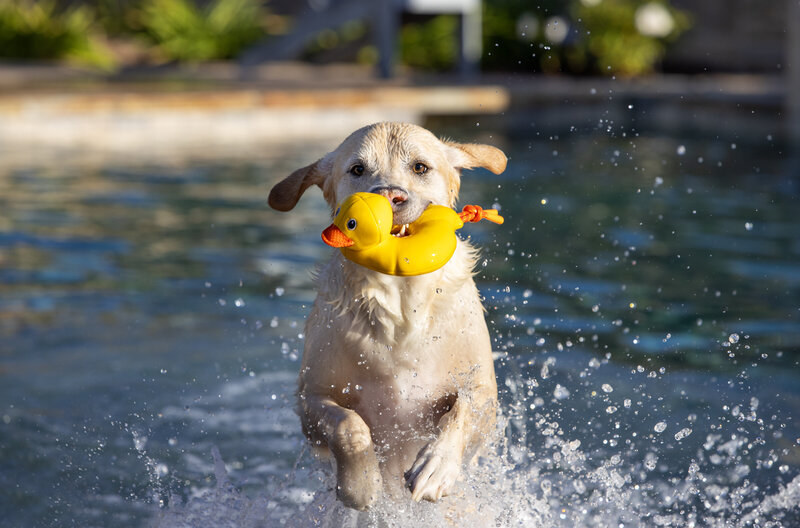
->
[404,387,497,502]
[301,394,383,510]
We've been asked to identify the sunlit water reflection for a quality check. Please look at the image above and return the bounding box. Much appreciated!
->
[0,127,798,527]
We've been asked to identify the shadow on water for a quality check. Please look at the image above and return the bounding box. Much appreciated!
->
[0,122,798,527]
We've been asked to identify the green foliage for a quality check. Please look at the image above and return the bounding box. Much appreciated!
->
[138,0,266,61]
[573,0,690,75]
[482,0,561,71]
[94,0,141,36]
[0,0,115,69]
[482,0,690,76]
[400,15,459,71]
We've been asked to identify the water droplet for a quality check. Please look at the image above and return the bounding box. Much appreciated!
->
[234,298,245,307]
[728,333,740,344]
[275,287,285,296]
[676,145,686,155]
[554,384,570,400]
[745,222,754,231]
[674,428,692,441]
[654,422,667,433]
[602,383,613,393]
[644,452,658,471]
[342,386,350,394]
[540,479,552,494]
[606,406,618,414]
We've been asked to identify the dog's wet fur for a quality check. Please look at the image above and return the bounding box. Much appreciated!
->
[269,122,506,509]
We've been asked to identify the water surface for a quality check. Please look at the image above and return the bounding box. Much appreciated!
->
[0,124,798,527]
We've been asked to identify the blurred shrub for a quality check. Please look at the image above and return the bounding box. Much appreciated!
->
[572,0,690,75]
[138,0,266,61]
[0,0,115,69]
[483,0,562,71]
[94,0,142,36]
[483,0,689,75]
[400,15,459,71]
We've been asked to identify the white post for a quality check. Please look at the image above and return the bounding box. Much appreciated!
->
[789,0,800,142]
[460,3,482,76]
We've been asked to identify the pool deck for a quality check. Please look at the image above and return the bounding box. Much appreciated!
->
[0,62,790,154]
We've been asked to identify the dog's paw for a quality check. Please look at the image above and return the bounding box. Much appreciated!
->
[404,440,462,502]
[336,446,383,511]
[331,413,382,510]
[332,412,372,455]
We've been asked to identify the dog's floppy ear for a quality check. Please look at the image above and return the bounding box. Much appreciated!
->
[268,158,328,211]
[445,142,507,175]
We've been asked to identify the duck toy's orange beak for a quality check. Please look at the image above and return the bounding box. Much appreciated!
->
[321,224,354,248]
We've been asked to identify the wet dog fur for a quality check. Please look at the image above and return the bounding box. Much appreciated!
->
[268,122,506,510]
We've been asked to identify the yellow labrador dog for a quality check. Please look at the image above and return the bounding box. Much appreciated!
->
[269,122,506,511]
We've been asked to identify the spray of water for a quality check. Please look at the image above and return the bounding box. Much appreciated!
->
[148,349,800,528]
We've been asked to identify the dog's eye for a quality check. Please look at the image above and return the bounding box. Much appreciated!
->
[346,218,357,230]
[349,164,365,177]
[412,162,428,175]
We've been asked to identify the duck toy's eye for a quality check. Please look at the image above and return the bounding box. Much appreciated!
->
[346,218,357,230]
[335,207,340,216]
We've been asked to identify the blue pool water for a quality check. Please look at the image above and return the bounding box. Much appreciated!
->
[0,120,799,527]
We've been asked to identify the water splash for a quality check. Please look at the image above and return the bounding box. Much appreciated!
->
[149,356,800,528]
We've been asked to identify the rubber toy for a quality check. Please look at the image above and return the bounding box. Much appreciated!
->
[321,192,503,276]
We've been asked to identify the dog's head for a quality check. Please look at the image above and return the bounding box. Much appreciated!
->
[268,122,507,226]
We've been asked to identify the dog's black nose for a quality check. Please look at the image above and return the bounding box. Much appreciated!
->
[370,185,408,206]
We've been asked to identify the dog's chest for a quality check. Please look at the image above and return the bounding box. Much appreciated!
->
[352,348,450,438]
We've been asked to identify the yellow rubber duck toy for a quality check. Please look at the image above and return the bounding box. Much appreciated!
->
[321,192,503,276]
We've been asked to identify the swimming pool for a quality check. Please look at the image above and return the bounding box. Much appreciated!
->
[0,119,798,526]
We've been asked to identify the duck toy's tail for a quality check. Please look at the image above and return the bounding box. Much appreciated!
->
[458,205,504,225]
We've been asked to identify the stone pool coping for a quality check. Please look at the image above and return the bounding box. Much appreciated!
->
[0,62,789,154]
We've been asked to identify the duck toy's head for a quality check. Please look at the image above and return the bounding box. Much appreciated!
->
[321,193,393,251]
[321,192,503,276]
